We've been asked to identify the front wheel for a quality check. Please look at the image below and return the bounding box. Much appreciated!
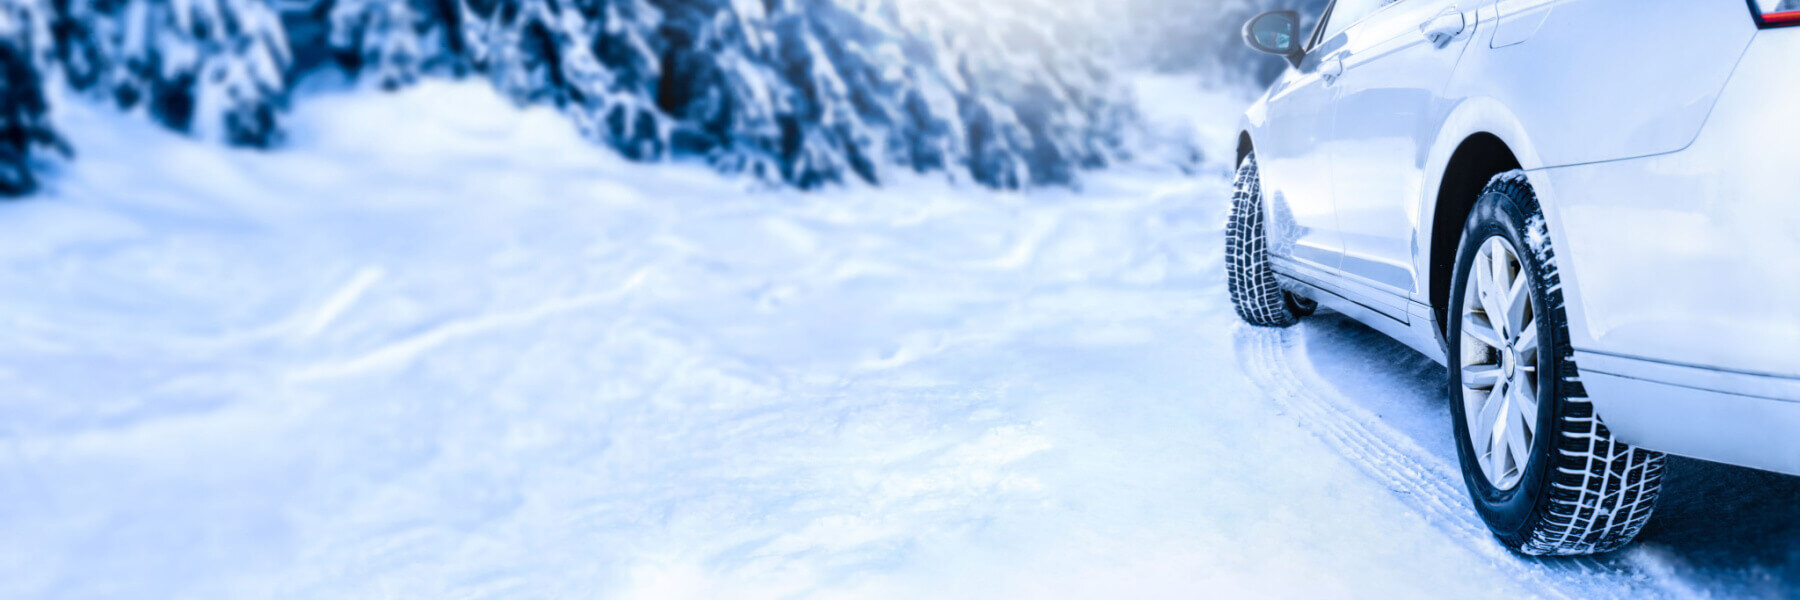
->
[1226,153,1309,327]
[1447,171,1665,556]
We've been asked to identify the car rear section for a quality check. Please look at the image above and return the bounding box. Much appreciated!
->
[1520,0,1800,476]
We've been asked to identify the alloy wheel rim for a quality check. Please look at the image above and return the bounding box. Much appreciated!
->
[1459,236,1540,491]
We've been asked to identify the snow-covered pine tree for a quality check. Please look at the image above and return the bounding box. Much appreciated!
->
[444,0,1133,189]
[9,0,1148,195]
[1,0,67,196]
[655,0,790,181]
[890,0,1133,187]
[328,0,425,89]
[659,0,966,186]
[464,0,670,158]
[576,0,668,160]
[323,0,467,89]
[52,0,293,146]
[769,0,885,186]
[962,98,1030,189]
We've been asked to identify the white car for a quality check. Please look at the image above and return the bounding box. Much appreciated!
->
[1230,0,1800,555]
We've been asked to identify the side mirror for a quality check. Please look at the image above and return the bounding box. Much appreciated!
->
[1243,11,1304,65]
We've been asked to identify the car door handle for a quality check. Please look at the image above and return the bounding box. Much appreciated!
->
[1420,7,1466,48]
[1321,56,1344,84]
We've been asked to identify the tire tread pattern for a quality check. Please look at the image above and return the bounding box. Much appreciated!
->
[1226,154,1300,328]
[1482,171,1666,556]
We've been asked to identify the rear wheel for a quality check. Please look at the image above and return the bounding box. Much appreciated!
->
[1227,153,1309,328]
[1447,172,1665,555]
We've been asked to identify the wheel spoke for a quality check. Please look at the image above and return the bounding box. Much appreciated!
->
[1505,272,1530,340]
[1478,277,1510,340]
[1475,378,1507,460]
[1474,243,1495,298]
[1462,314,1506,351]
[1504,406,1531,471]
[1514,319,1539,358]
[1489,409,1511,484]
[1512,374,1539,434]
[1462,365,1503,389]
[1471,409,1494,461]
[1490,242,1513,335]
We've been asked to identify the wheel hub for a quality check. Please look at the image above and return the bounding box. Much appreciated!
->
[1502,346,1516,378]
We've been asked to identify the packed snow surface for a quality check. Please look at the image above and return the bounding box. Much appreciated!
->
[3,80,1796,599]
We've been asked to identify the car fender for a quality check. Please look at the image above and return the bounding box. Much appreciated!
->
[1238,92,1273,164]
[1413,96,1547,310]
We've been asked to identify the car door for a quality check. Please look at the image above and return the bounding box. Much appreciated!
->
[1326,0,1478,319]
[1254,16,1346,276]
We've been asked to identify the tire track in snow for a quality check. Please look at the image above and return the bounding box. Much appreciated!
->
[1233,324,1698,600]
[285,267,654,382]
[304,266,386,338]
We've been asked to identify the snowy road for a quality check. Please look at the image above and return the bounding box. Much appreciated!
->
[2,82,1796,599]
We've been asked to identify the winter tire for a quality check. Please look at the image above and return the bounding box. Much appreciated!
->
[1447,171,1665,556]
[1227,153,1308,328]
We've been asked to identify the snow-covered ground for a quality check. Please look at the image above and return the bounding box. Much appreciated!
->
[2,79,1796,599]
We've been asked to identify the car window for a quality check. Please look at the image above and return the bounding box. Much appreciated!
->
[1319,0,1398,42]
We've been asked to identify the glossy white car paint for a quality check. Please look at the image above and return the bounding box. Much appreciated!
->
[1250,52,1343,276]
[1455,0,1752,168]
[1330,0,1473,308]
[1490,0,1555,48]
[1240,0,1800,475]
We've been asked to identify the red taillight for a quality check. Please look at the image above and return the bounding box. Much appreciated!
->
[1765,10,1800,25]
[1754,0,1800,27]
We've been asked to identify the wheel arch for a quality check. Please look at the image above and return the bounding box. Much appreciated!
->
[1237,98,1268,168]
[1419,98,1549,342]
[1426,133,1523,340]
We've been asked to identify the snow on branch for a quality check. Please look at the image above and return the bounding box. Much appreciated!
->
[52,0,292,145]
[1,0,68,196]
